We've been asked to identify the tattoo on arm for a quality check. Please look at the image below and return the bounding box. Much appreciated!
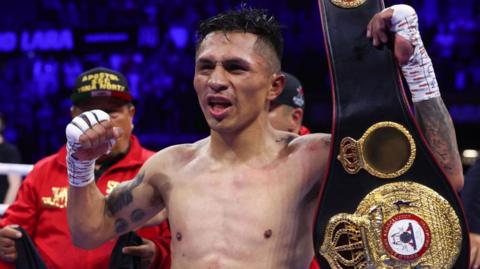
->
[106,172,144,216]
[130,209,146,222]
[115,218,129,234]
[105,172,146,234]
[414,98,461,176]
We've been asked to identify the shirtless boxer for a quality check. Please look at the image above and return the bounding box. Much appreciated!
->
[66,5,463,269]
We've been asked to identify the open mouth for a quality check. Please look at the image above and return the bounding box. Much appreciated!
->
[207,96,233,115]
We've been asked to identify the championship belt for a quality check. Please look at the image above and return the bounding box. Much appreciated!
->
[313,0,469,268]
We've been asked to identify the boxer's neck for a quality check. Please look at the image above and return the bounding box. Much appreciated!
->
[209,122,278,164]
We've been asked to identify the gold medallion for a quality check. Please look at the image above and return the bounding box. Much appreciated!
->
[320,181,462,268]
[337,121,416,179]
[330,0,367,9]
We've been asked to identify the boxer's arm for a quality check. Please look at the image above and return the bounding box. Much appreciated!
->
[66,110,165,249]
[413,98,463,190]
[144,209,168,227]
[68,166,169,251]
[104,165,165,235]
[68,160,165,249]
[291,133,331,186]
[368,5,463,190]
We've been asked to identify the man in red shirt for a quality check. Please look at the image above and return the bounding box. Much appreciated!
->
[0,67,171,269]
[268,72,311,136]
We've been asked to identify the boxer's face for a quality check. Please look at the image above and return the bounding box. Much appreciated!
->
[194,31,283,133]
[72,97,135,157]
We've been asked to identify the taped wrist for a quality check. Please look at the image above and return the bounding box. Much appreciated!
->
[65,109,111,187]
[66,142,95,187]
[390,4,440,102]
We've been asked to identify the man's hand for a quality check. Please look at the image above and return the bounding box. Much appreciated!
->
[0,225,22,262]
[367,7,414,65]
[122,238,158,269]
[471,233,480,269]
[66,110,121,161]
[366,5,463,190]
[65,109,122,187]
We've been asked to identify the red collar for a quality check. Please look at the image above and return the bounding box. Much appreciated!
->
[299,125,311,135]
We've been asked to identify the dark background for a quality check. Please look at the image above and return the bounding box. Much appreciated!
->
[0,0,478,164]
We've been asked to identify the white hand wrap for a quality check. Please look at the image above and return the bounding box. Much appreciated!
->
[390,4,440,102]
[65,109,114,187]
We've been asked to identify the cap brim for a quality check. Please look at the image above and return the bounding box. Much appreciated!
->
[71,90,132,105]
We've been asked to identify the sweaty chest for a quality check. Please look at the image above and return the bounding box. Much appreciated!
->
[164,154,319,263]
[167,163,309,243]
[170,164,306,216]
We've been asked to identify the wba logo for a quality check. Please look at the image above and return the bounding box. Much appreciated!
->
[382,213,431,261]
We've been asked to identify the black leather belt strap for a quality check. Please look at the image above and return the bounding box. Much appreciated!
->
[313,0,468,267]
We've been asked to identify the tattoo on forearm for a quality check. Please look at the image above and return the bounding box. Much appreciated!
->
[106,172,145,215]
[115,218,129,234]
[414,98,461,176]
[130,209,146,222]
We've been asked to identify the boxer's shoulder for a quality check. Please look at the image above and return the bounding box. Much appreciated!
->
[147,141,204,169]
[289,132,331,152]
[287,133,331,182]
[273,130,299,146]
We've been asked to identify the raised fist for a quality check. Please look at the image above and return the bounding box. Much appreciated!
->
[65,109,121,187]
[66,109,121,161]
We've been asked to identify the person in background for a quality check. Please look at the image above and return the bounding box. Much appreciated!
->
[268,72,310,135]
[0,67,171,269]
[0,113,22,205]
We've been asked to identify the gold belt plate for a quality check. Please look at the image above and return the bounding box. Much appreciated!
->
[330,0,367,9]
[337,121,416,179]
[320,181,462,268]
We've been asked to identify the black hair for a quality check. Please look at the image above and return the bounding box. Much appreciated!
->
[196,5,283,67]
